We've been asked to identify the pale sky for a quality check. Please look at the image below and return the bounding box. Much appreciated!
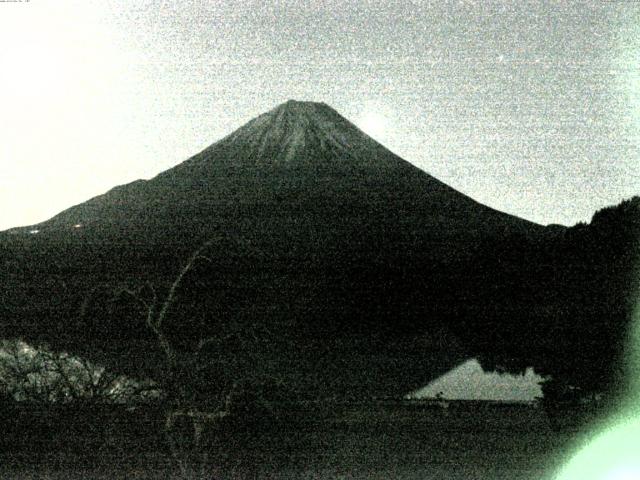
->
[1,0,638,231]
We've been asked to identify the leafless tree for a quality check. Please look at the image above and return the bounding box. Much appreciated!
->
[117,242,223,400]
[117,240,282,478]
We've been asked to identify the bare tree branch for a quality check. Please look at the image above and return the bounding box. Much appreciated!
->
[155,241,212,332]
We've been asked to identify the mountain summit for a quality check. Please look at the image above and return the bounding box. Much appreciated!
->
[212,99,403,167]
[222,100,360,162]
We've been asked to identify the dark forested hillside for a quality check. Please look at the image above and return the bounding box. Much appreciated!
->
[465,197,639,398]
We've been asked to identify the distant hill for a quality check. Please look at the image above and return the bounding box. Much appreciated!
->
[1,101,637,401]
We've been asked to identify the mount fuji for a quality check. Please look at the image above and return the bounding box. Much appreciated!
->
[1,100,636,400]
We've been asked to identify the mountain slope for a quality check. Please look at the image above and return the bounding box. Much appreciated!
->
[11,100,538,241]
[3,101,632,402]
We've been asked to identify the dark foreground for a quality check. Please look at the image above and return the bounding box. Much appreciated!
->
[0,401,589,479]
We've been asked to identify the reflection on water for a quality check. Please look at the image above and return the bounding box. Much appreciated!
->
[407,358,544,402]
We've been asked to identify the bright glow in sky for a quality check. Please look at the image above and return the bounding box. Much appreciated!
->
[1,0,639,231]
[356,102,398,143]
[359,111,390,140]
